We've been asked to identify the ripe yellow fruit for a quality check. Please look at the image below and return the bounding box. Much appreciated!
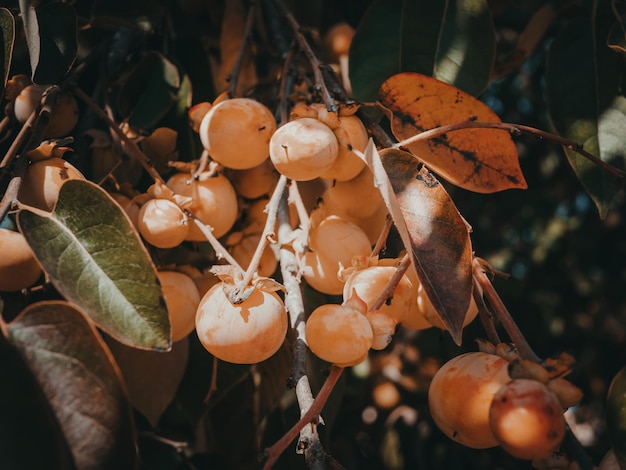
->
[269,118,339,181]
[227,159,279,199]
[305,294,373,367]
[428,352,510,449]
[0,228,42,291]
[490,379,566,460]
[302,215,371,295]
[230,233,278,278]
[321,115,368,182]
[322,165,384,220]
[199,98,277,169]
[195,283,287,364]
[166,172,238,240]
[137,199,189,248]
[342,265,415,324]
[157,270,201,342]
[18,158,85,211]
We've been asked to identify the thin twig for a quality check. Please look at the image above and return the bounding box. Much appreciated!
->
[272,0,336,112]
[370,215,393,258]
[277,43,298,125]
[227,1,257,98]
[371,253,411,311]
[188,214,242,270]
[72,87,165,183]
[262,365,344,469]
[233,175,287,298]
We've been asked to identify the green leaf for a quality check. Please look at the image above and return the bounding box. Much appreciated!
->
[19,0,77,84]
[349,0,495,102]
[118,51,180,131]
[606,366,626,470]
[0,336,76,470]
[7,301,138,469]
[546,18,626,218]
[0,8,15,98]
[90,0,163,31]
[17,179,170,350]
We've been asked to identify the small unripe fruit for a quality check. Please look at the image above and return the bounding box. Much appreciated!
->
[365,310,397,350]
[157,271,201,342]
[428,352,510,448]
[489,379,566,460]
[269,118,338,181]
[195,283,287,364]
[0,228,42,291]
[199,98,276,169]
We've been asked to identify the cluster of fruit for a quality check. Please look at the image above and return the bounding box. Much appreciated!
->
[428,344,583,465]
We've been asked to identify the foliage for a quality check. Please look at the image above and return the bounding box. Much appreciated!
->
[0,0,625,469]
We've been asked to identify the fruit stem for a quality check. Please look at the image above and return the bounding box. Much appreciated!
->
[227,1,257,98]
[371,253,411,311]
[233,174,287,299]
[288,181,310,246]
[393,118,626,180]
[262,365,344,469]
[277,43,298,125]
[472,257,541,362]
[272,0,337,113]
[187,213,243,270]
[370,214,393,258]
[473,277,501,345]
[72,87,166,184]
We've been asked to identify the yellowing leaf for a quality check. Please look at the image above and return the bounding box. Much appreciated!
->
[379,72,527,193]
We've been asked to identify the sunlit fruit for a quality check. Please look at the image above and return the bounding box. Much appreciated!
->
[428,352,510,449]
[166,172,238,240]
[416,282,479,330]
[302,215,371,295]
[137,199,189,248]
[322,165,384,219]
[195,283,287,364]
[342,265,415,324]
[321,115,368,181]
[18,157,86,211]
[157,270,201,342]
[489,379,566,460]
[269,118,339,181]
[0,228,42,291]
[199,97,277,169]
[305,293,373,367]
[14,85,79,138]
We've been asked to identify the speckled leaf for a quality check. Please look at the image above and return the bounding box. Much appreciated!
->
[363,142,472,344]
[8,301,137,469]
[607,366,626,470]
[546,18,625,218]
[19,0,77,84]
[0,336,76,470]
[0,8,14,98]
[379,72,526,193]
[17,179,170,350]
[104,335,189,428]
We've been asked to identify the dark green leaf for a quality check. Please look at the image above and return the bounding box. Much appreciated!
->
[17,179,171,350]
[0,336,76,470]
[349,0,495,102]
[0,8,15,98]
[8,301,138,470]
[546,18,626,218]
[91,0,162,31]
[118,51,180,131]
[607,366,626,470]
[19,1,77,84]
